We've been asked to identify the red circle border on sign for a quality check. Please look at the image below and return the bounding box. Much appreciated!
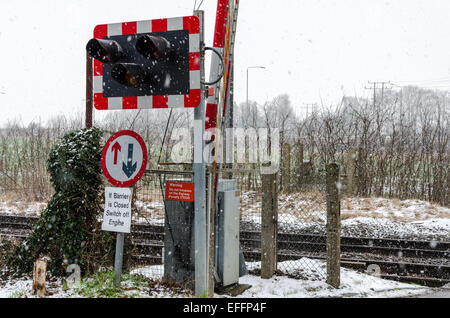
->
[101,130,148,188]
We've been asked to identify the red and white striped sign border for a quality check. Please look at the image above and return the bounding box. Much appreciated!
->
[92,16,201,110]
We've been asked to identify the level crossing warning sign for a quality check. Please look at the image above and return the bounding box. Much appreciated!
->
[101,130,148,187]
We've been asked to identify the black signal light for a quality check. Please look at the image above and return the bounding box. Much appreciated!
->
[86,29,189,97]
[86,38,125,63]
[111,63,148,87]
[135,35,172,60]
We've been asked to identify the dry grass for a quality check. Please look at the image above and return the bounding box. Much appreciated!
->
[340,196,450,222]
[2,183,448,224]
[130,188,450,224]
[0,191,30,203]
[0,191,46,216]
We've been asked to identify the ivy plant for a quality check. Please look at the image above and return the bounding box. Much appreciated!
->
[7,127,114,276]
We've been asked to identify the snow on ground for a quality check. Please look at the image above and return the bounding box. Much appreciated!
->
[132,265,165,280]
[0,271,191,298]
[236,271,427,298]
[410,218,450,231]
[0,278,71,298]
[140,193,448,239]
[131,259,430,298]
[341,197,450,223]
[134,200,165,222]
[237,259,429,298]
[0,201,45,217]
[1,194,448,240]
[340,217,450,240]
[239,194,450,240]
[0,259,428,298]
[0,193,446,298]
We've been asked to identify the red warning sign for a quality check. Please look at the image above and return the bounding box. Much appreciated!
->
[165,182,195,202]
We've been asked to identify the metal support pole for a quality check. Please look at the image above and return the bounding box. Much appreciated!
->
[85,52,93,129]
[114,233,125,285]
[224,64,234,178]
[193,10,209,297]
[207,169,215,296]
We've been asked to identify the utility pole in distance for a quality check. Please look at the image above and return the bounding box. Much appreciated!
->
[365,81,392,109]
[365,81,392,137]
[304,103,318,117]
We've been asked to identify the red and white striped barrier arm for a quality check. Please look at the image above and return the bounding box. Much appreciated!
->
[205,0,230,133]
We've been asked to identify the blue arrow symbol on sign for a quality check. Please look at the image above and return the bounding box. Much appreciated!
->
[122,144,137,178]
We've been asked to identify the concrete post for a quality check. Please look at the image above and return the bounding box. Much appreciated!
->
[282,143,291,193]
[347,148,356,197]
[296,142,304,191]
[326,163,341,288]
[261,172,278,279]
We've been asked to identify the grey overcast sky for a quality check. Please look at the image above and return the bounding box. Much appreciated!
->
[1,0,450,127]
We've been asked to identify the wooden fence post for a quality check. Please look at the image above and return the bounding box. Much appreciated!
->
[326,163,341,288]
[261,172,278,279]
[32,258,47,297]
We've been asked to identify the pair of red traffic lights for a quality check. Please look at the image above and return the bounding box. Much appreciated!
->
[86,35,171,88]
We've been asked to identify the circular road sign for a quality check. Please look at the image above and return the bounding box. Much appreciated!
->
[101,130,148,187]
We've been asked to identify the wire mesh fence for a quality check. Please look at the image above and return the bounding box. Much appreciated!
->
[220,168,263,231]
[130,164,329,283]
[227,165,328,281]
[130,169,194,280]
[276,168,328,281]
[219,168,263,275]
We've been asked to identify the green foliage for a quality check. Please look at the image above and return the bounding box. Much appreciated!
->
[6,127,114,276]
[74,271,156,298]
[8,290,26,298]
[75,270,122,298]
[123,272,145,287]
[199,290,209,298]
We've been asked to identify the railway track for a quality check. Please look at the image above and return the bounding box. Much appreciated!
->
[1,214,449,287]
